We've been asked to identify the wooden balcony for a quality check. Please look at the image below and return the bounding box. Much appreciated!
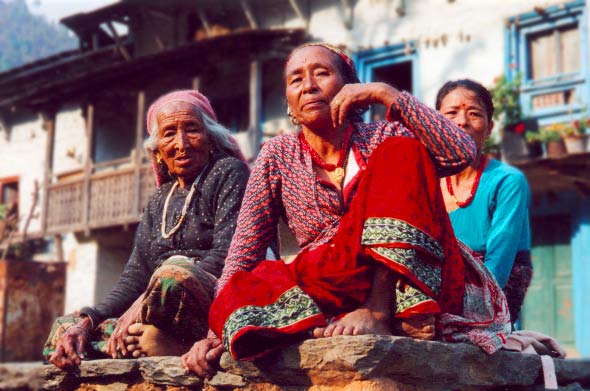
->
[45,160,155,234]
[512,151,590,195]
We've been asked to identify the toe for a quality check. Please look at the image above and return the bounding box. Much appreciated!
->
[312,327,326,338]
[127,323,144,335]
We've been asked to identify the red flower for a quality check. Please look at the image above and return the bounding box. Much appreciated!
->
[514,122,526,134]
[573,120,580,129]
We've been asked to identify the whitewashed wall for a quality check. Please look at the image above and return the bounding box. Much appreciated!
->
[0,107,86,236]
[0,115,45,234]
[262,0,558,134]
[53,106,87,175]
[63,234,99,313]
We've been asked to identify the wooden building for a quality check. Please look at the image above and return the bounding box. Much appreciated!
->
[0,0,588,360]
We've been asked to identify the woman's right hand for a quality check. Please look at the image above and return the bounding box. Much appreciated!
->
[49,317,92,369]
[181,336,225,378]
[330,82,400,127]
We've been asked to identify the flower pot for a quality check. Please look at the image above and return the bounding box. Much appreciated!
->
[527,141,543,159]
[563,134,589,154]
[545,140,567,158]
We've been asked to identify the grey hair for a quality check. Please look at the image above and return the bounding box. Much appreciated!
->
[143,108,239,158]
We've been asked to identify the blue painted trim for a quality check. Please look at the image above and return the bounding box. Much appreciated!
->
[508,0,585,26]
[354,42,419,122]
[506,1,589,123]
[572,199,590,358]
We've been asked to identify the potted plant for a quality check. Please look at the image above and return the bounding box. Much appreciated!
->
[526,124,567,159]
[561,116,589,154]
[490,74,541,161]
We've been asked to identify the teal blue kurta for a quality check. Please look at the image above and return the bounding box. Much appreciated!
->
[449,159,531,288]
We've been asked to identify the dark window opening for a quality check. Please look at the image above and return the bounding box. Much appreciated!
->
[370,61,412,122]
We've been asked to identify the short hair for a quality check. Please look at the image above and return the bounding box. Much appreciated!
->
[435,79,494,121]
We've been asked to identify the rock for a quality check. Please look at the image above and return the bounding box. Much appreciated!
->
[138,356,203,387]
[555,359,590,385]
[0,362,45,391]
[3,335,588,390]
[221,335,544,389]
[207,371,246,387]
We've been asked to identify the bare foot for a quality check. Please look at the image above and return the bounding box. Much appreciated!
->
[392,315,436,340]
[312,308,392,338]
[125,323,192,357]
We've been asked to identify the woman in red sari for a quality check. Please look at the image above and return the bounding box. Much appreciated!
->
[183,44,510,377]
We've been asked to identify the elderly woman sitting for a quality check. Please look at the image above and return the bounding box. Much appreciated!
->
[44,90,249,368]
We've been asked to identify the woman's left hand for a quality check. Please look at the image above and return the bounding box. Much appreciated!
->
[105,293,145,358]
[331,82,400,127]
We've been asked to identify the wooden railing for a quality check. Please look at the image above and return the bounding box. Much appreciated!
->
[45,164,155,234]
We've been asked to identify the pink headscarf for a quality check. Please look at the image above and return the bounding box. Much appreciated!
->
[146,89,247,187]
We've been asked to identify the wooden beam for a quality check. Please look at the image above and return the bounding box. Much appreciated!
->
[53,234,64,262]
[192,77,200,91]
[198,10,212,37]
[249,60,262,155]
[0,111,9,141]
[145,10,165,50]
[40,110,56,234]
[133,91,145,217]
[288,0,308,27]
[340,0,353,29]
[241,0,258,29]
[82,103,94,235]
[105,21,132,61]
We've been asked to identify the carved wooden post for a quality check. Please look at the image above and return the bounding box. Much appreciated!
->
[40,110,56,234]
[133,91,145,217]
[82,104,94,234]
[249,60,262,156]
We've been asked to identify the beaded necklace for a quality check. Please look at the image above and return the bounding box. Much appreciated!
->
[299,125,353,186]
[160,162,209,239]
[445,154,487,208]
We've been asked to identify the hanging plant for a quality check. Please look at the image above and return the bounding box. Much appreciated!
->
[490,73,523,127]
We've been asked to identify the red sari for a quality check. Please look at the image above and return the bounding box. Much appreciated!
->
[210,137,510,360]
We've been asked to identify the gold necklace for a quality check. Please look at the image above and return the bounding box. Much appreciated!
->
[161,181,197,239]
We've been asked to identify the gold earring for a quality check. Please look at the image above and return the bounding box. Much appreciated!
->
[287,108,300,126]
[156,154,162,164]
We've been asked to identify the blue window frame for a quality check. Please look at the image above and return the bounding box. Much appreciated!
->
[354,42,419,122]
[506,0,589,126]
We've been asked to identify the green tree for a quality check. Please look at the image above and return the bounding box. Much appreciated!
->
[0,0,77,72]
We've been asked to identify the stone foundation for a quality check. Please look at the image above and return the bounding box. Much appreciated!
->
[1,335,589,390]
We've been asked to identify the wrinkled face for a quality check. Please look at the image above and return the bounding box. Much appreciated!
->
[285,46,346,128]
[156,101,212,186]
[438,87,493,153]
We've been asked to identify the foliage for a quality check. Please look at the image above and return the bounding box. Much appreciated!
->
[0,203,7,220]
[482,132,501,154]
[490,73,523,126]
[0,0,77,72]
[525,124,564,143]
[563,115,590,137]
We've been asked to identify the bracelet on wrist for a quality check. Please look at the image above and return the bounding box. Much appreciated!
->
[69,324,90,336]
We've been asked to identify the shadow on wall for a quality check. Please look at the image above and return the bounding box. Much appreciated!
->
[0,259,66,362]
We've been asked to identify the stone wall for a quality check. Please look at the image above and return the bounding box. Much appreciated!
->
[1,335,589,391]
